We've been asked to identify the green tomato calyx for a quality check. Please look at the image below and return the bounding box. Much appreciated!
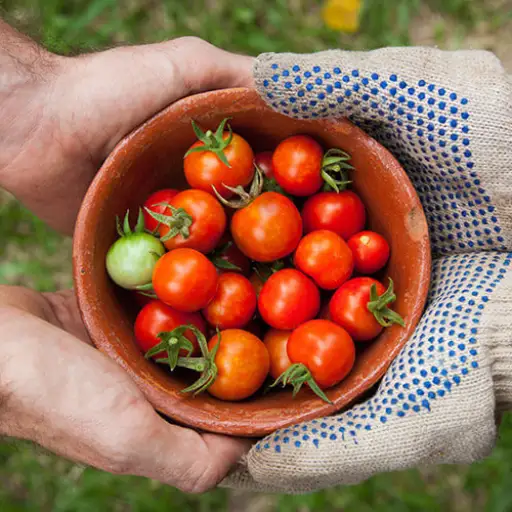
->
[212,166,264,209]
[145,204,193,243]
[155,325,220,396]
[145,325,195,371]
[321,148,354,193]
[367,278,405,328]
[184,118,233,168]
[270,363,332,404]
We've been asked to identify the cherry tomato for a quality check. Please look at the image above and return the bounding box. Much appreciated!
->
[272,135,324,196]
[264,329,292,380]
[294,230,354,289]
[184,120,254,199]
[207,329,269,401]
[202,272,257,330]
[258,269,320,330]
[152,248,218,312]
[348,231,390,275]
[287,319,355,388]
[329,277,403,341]
[254,151,275,178]
[302,191,366,240]
[157,189,226,254]
[210,235,251,276]
[231,192,302,262]
[142,189,179,233]
[134,300,206,359]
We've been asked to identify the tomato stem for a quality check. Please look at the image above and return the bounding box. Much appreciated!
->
[174,325,220,395]
[367,278,405,328]
[144,325,195,371]
[212,167,264,209]
[184,118,233,168]
[321,148,354,193]
[145,204,193,243]
[270,363,333,404]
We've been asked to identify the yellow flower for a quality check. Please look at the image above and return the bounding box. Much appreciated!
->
[322,0,362,33]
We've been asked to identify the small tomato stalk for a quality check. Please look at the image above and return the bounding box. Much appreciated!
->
[151,324,221,396]
[367,278,405,327]
[145,203,193,242]
[144,325,196,371]
[184,118,233,167]
[270,363,332,404]
[321,148,354,193]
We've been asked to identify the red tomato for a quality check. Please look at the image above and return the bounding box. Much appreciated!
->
[258,269,320,330]
[302,191,366,240]
[294,230,354,289]
[287,319,355,389]
[158,189,226,254]
[231,192,302,262]
[134,300,206,359]
[272,135,324,196]
[202,273,257,329]
[254,151,275,178]
[264,329,292,380]
[329,277,402,341]
[207,329,269,401]
[210,236,251,276]
[152,248,218,312]
[184,124,254,199]
[348,231,390,275]
[143,188,179,233]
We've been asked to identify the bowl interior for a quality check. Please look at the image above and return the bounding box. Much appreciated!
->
[73,88,430,437]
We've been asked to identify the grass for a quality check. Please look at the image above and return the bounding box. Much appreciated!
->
[0,0,511,510]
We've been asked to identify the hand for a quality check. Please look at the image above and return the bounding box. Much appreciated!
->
[0,21,254,234]
[0,287,250,492]
[224,47,512,492]
[0,20,254,491]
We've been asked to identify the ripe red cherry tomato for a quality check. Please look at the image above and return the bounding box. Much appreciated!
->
[254,151,275,178]
[207,329,269,401]
[231,192,302,262]
[302,191,366,240]
[264,329,292,380]
[258,269,320,330]
[184,120,254,199]
[329,277,403,341]
[287,319,355,389]
[152,248,218,312]
[156,189,226,254]
[202,272,257,330]
[294,230,354,289]
[348,231,390,274]
[272,135,324,196]
[134,300,206,359]
[143,188,179,233]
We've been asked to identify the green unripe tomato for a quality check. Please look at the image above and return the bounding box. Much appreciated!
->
[106,209,165,289]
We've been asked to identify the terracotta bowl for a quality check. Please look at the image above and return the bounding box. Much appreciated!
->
[73,88,431,437]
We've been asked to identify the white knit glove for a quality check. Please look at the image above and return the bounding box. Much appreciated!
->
[223,47,512,493]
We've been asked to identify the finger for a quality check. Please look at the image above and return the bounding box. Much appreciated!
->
[64,37,254,154]
[131,417,252,493]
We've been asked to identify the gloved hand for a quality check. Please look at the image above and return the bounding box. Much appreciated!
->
[223,47,512,493]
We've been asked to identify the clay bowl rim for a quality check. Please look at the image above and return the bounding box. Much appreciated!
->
[73,87,431,437]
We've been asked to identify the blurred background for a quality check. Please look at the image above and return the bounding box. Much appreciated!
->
[0,0,511,510]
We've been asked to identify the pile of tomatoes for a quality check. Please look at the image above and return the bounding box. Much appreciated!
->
[106,118,404,403]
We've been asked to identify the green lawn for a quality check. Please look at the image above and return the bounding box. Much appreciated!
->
[1,1,512,510]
